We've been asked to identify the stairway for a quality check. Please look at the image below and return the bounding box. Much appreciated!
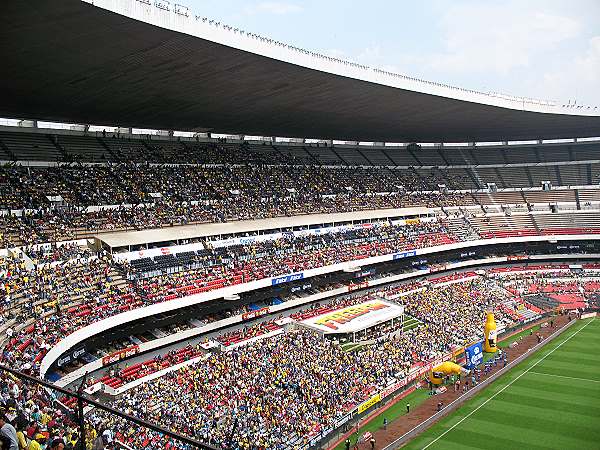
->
[447,215,480,241]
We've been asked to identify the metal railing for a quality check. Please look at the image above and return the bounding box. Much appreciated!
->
[0,365,217,449]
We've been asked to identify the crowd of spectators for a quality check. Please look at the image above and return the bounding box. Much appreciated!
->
[25,243,93,267]
[0,163,471,246]
[0,258,588,449]
[0,253,131,374]
[0,221,452,374]
[96,277,517,448]
[0,369,110,449]
[132,220,455,283]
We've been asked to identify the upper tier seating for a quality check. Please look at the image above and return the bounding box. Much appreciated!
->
[0,131,61,161]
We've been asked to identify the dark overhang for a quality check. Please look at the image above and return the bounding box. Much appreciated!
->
[2,0,599,143]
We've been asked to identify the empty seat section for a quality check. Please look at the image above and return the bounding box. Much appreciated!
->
[558,164,590,186]
[439,148,474,165]
[537,146,571,163]
[275,146,315,164]
[0,131,60,161]
[380,148,416,165]
[102,137,149,160]
[534,212,600,233]
[334,147,370,165]
[471,214,537,238]
[247,144,286,163]
[496,167,532,188]
[55,135,107,161]
[578,188,600,203]
[572,144,600,161]
[523,190,575,204]
[590,163,600,184]
[413,148,445,165]
[355,147,394,165]
[304,147,343,165]
[469,148,506,165]
[503,147,538,164]
[475,191,525,205]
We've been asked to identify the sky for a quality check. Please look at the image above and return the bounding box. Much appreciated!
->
[183,0,600,106]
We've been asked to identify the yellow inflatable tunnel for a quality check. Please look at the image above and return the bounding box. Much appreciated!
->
[429,361,470,385]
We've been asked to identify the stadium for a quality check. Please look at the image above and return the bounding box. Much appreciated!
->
[0,1,599,449]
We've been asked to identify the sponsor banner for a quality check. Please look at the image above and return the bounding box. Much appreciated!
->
[290,283,312,293]
[211,233,283,249]
[357,268,376,278]
[271,272,304,286]
[301,300,404,334]
[507,255,528,261]
[393,250,417,260]
[113,242,205,262]
[380,379,408,399]
[334,413,351,429]
[391,217,436,226]
[242,307,270,321]
[56,347,86,368]
[452,347,465,358]
[357,393,381,414]
[465,341,484,369]
[117,221,397,262]
[581,312,597,319]
[348,280,369,292]
[430,263,447,273]
[101,345,139,367]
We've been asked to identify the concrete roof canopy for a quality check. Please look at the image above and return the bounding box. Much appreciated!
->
[1,0,599,143]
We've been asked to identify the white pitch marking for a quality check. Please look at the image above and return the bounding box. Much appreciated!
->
[528,371,600,384]
[421,319,594,450]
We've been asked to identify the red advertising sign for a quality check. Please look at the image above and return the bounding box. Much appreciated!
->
[348,280,369,292]
[102,345,139,366]
[242,307,270,321]
[507,255,527,261]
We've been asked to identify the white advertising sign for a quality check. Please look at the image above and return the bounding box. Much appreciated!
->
[301,299,404,334]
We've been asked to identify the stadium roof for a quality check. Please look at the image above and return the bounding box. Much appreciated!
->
[2,0,600,143]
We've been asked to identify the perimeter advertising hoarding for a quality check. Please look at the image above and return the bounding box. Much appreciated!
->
[393,250,417,260]
[271,272,304,285]
[101,345,140,366]
[357,393,381,414]
[241,307,270,321]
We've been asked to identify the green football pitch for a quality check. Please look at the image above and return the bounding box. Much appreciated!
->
[401,318,600,450]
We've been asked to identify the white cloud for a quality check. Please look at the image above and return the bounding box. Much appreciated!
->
[246,1,303,15]
[538,36,600,106]
[430,2,582,74]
